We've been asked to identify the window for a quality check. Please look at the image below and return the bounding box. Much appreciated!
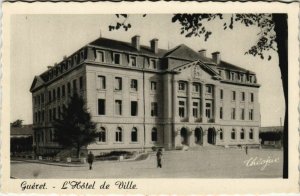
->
[98,99,105,115]
[241,92,245,101]
[79,76,83,90]
[220,89,223,100]
[67,82,71,94]
[193,83,200,92]
[249,109,254,120]
[62,85,66,97]
[205,102,212,119]
[115,100,122,115]
[98,76,106,90]
[192,102,199,118]
[53,108,56,120]
[49,109,52,121]
[151,81,157,90]
[220,107,223,119]
[240,129,245,140]
[241,108,245,120]
[57,87,61,99]
[178,82,186,91]
[231,72,235,80]
[220,129,223,140]
[53,89,56,100]
[129,56,137,67]
[231,129,236,139]
[73,79,77,91]
[150,59,157,69]
[95,51,105,62]
[48,91,52,102]
[231,108,236,119]
[151,102,158,117]
[151,128,158,142]
[130,79,138,91]
[206,85,212,94]
[249,129,254,139]
[114,53,121,65]
[41,94,44,104]
[131,127,138,142]
[232,91,236,101]
[98,127,106,142]
[41,110,44,121]
[131,101,138,116]
[115,77,122,90]
[35,112,37,123]
[250,93,254,102]
[58,106,61,120]
[179,101,185,118]
[38,111,40,122]
[115,127,122,142]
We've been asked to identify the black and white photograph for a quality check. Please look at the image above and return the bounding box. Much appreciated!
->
[2,1,299,194]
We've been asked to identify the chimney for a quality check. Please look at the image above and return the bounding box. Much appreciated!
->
[47,66,53,70]
[63,55,67,60]
[150,38,158,54]
[198,49,206,57]
[131,35,140,51]
[212,51,221,64]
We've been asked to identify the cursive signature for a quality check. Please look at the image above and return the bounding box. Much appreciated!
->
[243,156,280,170]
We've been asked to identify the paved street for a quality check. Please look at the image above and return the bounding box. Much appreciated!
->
[11,148,283,178]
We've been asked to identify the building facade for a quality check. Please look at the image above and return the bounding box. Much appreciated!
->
[30,36,261,154]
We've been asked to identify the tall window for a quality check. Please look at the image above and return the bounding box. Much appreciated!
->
[193,83,200,92]
[150,59,157,69]
[129,56,137,67]
[232,91,236,101]
[241,108,245,120]
[79,76,83,90]
[220,129,223,140]
[231,108,236,119]
[98,99,105,115]
[57,87,61,99]
[62,85,65,97]
[114,53,121,65]
[249,129,254,139]
[231,72,235,80]
[115,100,122,115]
[192,102,199,118]
[98,76,106,90]
[151,81,157,90]
[151,102,158,117]
[249,109,254,120]
[151,128,158,142]
[206,85,212,94]
[48,91,52,102]
[231,129,236,139]
[178,82,186,91]
[95,51,105,62]
[241,92,245,101]
[220,89,223,100]
[73,79,77,91]
[240,129,245,139]
[53,89,56,100]
[250,93,254,102]
[131,127,138,142]
[115,127,122,142]
[98,127,106,142]
[179,101,185,118]
[205,102,212,119]
[41,110,44,121]
[115,77,122,90]
[131,101,138,116]
[130,79,138,91]
[53,108,56,120]
[67,82,71,94]
[41,94,44,104]
[49,109,52,121]
[220,107,223,119]
[58,106,61,120]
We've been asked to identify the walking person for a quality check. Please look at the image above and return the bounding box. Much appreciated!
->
[156,149,163,168]
[245,145,248,155]
[87,151,95,170]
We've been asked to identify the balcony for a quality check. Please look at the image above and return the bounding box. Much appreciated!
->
[207,118,215,123]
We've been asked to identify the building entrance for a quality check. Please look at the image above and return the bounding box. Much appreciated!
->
[180,128,189,145]
[207,128,216,145]
[194,128,203,145]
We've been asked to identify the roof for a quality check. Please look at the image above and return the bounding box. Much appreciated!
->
[260,126,283,132]
[217,60,255,74]
[11,125,34,136]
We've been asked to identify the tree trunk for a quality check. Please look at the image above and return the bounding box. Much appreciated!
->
[273,14,288,178]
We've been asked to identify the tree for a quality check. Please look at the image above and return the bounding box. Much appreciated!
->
[109,14,288,178]
[11,119,24,127]
[53,93,98,158]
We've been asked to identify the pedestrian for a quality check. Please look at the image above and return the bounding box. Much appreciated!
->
[245,145,248,155]
[87,151,94,170]
[156,149,162,168]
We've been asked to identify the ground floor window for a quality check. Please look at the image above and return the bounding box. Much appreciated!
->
[98,127,106,142]
[219,129,223,140]
[249,129,254,139]
[151,128,158,142]
[231,129,236,140]
[115,127,122,142]
[131,127,138,142]
[240,129,245,139]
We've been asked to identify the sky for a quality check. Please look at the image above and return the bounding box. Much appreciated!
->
[10,14,285,126]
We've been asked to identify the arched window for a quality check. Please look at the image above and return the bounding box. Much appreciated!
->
[151,128,158,142]
[99,127,106,142]
[240,129,245,140]
[219,129,223,140]
[115,127,122,142]
[131,127,138,142]
[231,129,236,140]
[249,129,254,139]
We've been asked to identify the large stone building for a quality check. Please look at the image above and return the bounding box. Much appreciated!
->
[30,35,261,154]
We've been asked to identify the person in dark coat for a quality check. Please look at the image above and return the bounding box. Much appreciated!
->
[87,151,95,170]
[245,145,248,155]
[156,149,162,168]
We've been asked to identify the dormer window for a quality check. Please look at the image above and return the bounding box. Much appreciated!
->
[150,59,157,69]
[80,51,85,61]
[74,55,78,66]
[230,72,235,80]
[114,53,121,65]
[95,50,105,63]
[129,56,137,67]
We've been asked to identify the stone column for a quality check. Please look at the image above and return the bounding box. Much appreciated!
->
[213,85,218,123]
[172,78,178,122]
[187,81,193,122]
[201,83,207,123]
[202,128,208,146]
